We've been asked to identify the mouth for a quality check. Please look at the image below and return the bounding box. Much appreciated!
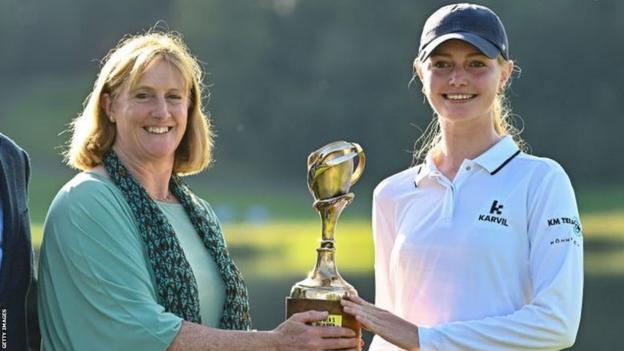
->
[144,126,173,135]
[443,93,477,101]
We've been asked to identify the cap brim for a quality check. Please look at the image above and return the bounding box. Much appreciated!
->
[419,32,501,62]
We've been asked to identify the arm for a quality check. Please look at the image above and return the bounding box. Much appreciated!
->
[38,181,185,350]
[21,148,41,350]
[168,311,358,351]
[368,186,406,350]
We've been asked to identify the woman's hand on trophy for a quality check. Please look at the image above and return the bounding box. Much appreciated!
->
[341,296,420,351]
[271,310,360,351]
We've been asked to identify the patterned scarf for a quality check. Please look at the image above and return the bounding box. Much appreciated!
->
[103,151,251,330]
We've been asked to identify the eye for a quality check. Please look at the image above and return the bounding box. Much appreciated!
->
[432,61,451,69]
[134,92,150,99]
[468,60,487,68]
[167,93,183,100]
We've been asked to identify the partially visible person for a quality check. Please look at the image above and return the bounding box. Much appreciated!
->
[342,3,583,351]
[0,132,40,350]
[37,31,359,351]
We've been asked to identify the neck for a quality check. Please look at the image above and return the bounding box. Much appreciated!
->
[434,116,501,180]
[112,146,175,202]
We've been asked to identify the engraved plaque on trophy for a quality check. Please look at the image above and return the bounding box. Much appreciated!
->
[286,141,365,349]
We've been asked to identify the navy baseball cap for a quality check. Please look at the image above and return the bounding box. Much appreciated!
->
[418,3,509,62]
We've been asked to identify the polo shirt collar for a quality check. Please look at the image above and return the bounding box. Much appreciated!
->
[414,135,521,186]
[414,154,440,185]
[472,135,520,175]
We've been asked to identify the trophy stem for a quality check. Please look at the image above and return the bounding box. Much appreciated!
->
[309,248,340,285]
[314,193,354,244]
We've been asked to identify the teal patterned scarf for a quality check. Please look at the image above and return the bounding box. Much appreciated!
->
[103,151,251,330]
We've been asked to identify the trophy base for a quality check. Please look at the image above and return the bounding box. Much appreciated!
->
[286,297,361,350]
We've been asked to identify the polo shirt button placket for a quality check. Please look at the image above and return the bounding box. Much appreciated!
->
[434,175,455,224]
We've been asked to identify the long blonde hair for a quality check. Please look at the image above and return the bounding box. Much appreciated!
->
[411,57,526,164]
[65,31,213,175]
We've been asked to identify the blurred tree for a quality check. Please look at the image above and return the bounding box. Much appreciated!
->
[0,0,622,187]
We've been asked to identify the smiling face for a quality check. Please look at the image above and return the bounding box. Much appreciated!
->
[103,56,190,168]
[417,39,512,128]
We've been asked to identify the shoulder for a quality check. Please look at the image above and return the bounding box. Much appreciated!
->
[374,166,420,203]
[47,172,131,225]
[512,153,572,188]
[514,153,567,175]
[512,153,578,206]
[44,172,141,251]
[0,133,29,164]
[52,172,119,204]
[0,132,22,154]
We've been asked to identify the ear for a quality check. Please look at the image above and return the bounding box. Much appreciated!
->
[101,93,115,122]
[499,60,514,91]
[413,58,424,81]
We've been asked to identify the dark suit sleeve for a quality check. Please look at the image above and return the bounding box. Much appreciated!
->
[0,136,38,351]
[21,149,40,350]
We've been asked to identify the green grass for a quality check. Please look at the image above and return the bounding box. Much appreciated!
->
[223,220,373,276]
[32,210,624,276]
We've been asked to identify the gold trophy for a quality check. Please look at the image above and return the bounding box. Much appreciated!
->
[286,141,365,348]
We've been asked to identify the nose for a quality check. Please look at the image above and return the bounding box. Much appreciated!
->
[448,67,468,87]
[151,96,170,119]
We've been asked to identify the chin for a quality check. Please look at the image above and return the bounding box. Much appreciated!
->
[143,147,177,161]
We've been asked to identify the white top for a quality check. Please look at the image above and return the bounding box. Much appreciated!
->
[370,135,583,351]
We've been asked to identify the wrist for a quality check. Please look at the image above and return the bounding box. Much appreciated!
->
[259,330,280,351]
[409,325,420,351]
[397,324,420,351]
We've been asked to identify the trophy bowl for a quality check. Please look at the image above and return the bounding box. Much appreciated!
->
[307,141,365,200]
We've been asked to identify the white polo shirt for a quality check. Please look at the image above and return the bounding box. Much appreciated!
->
[370,135,583,351]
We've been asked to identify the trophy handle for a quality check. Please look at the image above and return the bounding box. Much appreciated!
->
[306,141,366,194]
[350,142,365,185]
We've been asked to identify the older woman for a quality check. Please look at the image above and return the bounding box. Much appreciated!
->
[37,32,358,351]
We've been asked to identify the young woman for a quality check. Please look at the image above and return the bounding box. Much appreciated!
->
[342,3,583,350]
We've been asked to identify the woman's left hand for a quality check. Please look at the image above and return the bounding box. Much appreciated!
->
[341,295,420,351]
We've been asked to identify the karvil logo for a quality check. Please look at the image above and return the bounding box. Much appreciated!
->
[490,200,504,215]
[478,200,509,227]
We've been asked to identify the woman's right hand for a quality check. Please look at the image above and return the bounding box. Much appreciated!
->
[271,310,359,351]
[341,295,419,351]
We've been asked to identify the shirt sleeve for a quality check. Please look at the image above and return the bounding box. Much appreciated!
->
[369,186,402,351]
[418,168,583,351]
[38,179,182,351]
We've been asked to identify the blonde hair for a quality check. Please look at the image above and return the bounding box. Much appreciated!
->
[65,31,213,175]
[411,56,526,164]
